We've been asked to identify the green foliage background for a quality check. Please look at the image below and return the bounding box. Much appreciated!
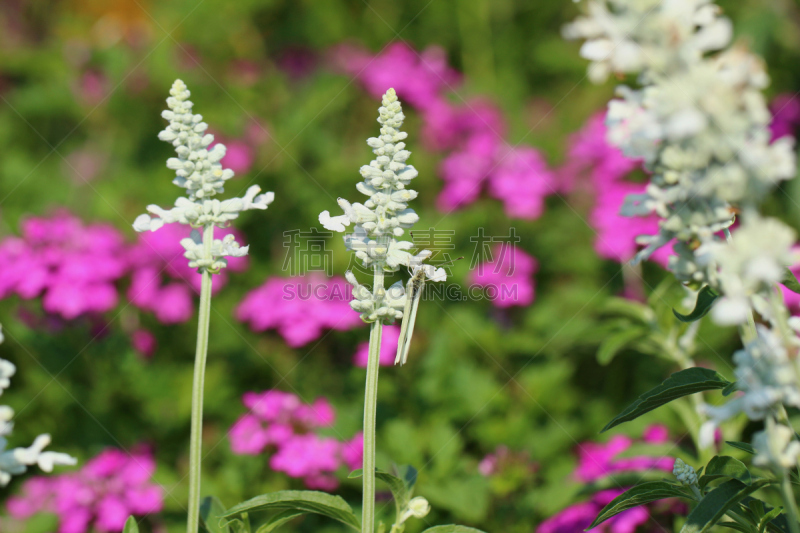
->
[1,0,800,531]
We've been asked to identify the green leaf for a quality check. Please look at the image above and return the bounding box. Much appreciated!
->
[717,521,753,532]
[596,327,646,365]
[698,456,752,489]
[726,441,757,455]
[600,297,656,324]
[673,285,719,322]
[589,481,692,529]
[602,368,730,432]
[680,480,774,533]
[254,510,306,533]
[221,491,360,531]
[349,468,411,518]
[760,507,785,533]
[781,268,800,294]
[201,497,231,533]
[421,526,488,533]
[123,517,139,533]
[722,381,738,396]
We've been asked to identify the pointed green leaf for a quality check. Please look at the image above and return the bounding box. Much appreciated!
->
[349,468,410,518]
[123,517,139,533]
[421,526,488,533]
[722,381,738,396]
[254,510,306,533]
[759,506,785,533]
[201,497,230,533]
[602,367,730,432]
[698,456,752,489]
[673,285,719,322]
[589,481,692,529]
[717,521,752,532]
[726,441,757,455]
[680,480,774,533]
[781,268,800,295]
[596,327,646,365]
[221,491,360,531]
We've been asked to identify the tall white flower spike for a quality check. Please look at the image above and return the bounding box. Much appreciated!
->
[133,79,274,273]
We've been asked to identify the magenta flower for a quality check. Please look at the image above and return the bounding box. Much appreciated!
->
[7,448,163,533]
[488,147,558,220]
[128,223,248,324]
[209,132,255,175]
[781,246,800,314]
[574,433,674,484]
[0,211,127,319]
[228,390,360,489]
[130,329,157,359]
[770,94,800,141]
[353,325,400,367]
[236,274,364,347]
[340,432,364,472]
[468,244,538,308]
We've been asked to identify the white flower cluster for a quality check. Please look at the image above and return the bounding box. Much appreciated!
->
[133,79,274,272]
[672,458,698,486]
[566,0,796,283]
[0,326,76,486]
[321,89,445,323]
[753,421,800,471]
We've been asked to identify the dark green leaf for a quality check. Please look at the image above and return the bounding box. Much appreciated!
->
[602,368,730,432]
[421,526,488,533]
[589,482,692,529]
[698,456,752,489]
[201,497,230,533]
[673,285,719,322]
[254,510,306,533]
[123,517,139,533]
[717,521,752,533]
[726,441,757,455]
[760,507,785,533]
[349,468,410,518]
[596,328,647,365]
[781,268,800,295]
[680,480,773,533]
[723,381,738,396]
[222,491,360,531]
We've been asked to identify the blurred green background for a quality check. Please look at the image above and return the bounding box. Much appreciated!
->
[2,0,800,531]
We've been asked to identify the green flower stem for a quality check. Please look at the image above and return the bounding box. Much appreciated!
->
[781,471,800,533]
[362,268,384,533]
[187,224,215,533]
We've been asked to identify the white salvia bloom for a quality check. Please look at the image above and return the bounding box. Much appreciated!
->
[134,80,274,273]
[325,89,437,324]
[673,458,698,486]
[0,327,76,486]
[753,422,800,471]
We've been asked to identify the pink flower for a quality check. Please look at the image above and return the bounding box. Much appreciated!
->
[353,325,400,367]
[341,433,363,472]
[488,147,557,220]
[7,448,163,533]
[574,430,674,484]
[468,244,538,308]
[130,329,157,359]
[209,132,255,175]
[0,211,127,319]
[128,223,248,324]
[770,94,800,141]
[236,274,363,347]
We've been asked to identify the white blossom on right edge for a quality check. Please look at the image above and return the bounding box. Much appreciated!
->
[0,325,76,486]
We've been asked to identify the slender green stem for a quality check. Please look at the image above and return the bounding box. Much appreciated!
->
[781,472,800,533]
[187,224,214,533]
[362,268,385,533]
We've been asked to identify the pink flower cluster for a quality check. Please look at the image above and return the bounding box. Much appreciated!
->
[0,211,127,319]
[332,42,560,219]
[127,223,248,324]
[563,113,671,267]
[236,274,364,347]
[229,390,362,490]
[7,448,163,533]
[537,425,679,533]
[468,244,537,308]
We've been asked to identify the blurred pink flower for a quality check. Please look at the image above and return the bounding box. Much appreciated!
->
[208,132,255,175]
[468,244,537,308]
[77,70,107,106]
[0,211,127,319]
[341,432,363,472]
[770,94,800,141]
[130,329,156,359]
[353,325,401,367]
[236,274,363,347]
[7,448,163,533]
[488,147,557,220]
[229,390,359,489]
[128,223,248,324]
